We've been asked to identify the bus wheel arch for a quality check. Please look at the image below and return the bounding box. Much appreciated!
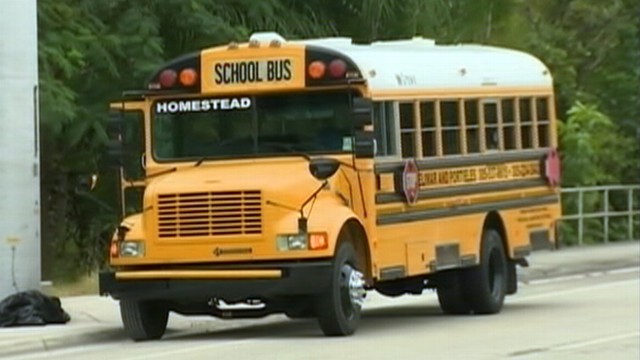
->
[483,211,508,254]
[315,219,369,336]
[483,211,517,295]
[337,218,372,283]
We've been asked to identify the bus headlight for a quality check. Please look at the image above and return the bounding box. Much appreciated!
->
[276,234,308,251]
[276,233,328,251]
[120,241,145,257]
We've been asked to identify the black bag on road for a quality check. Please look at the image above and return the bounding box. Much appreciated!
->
[0,290,71,327]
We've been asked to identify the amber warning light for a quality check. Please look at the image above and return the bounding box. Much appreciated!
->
[308,59,347,80]
[179,68,198,86]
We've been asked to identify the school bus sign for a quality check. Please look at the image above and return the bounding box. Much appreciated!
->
[201,46,306,93]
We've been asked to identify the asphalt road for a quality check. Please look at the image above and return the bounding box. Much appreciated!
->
[8,268,639,360]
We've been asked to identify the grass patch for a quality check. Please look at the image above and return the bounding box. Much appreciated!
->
[44,273,99,297]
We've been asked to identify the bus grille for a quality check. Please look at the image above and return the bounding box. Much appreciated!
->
[156,191,262,238]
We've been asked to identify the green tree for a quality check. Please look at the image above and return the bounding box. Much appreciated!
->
[514,0,639,149]
[559,101,636,186]
[37,0,639,278]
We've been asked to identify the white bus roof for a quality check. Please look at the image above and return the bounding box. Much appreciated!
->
[252,33,553,96]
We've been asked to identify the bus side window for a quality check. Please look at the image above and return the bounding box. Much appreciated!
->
[483,101,499,151]
[465,100,480,153]
[519,97,533,148]
[536,97,550,147]
[502,99,517,150]
[399,102,415,157]
[373,102,398,156]
[122,111,145,180]
[440,100,461,155]
[420,101,436,156]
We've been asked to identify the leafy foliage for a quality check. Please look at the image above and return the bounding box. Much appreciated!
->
[559,102,637,186]
[37,0,639,279]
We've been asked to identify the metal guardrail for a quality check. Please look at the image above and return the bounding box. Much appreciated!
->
[560,185,640,245]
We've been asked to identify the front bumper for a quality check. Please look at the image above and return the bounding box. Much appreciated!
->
[99,260,333,303]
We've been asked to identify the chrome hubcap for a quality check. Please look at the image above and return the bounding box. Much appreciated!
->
[344,265,366,307]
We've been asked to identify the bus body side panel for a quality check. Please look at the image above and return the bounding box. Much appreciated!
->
[374,199,561,281]
[373,193,561,280]
[499,201,561,257]
[375,213,485,279]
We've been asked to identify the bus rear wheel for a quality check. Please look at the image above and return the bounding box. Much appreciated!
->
[120,299,169,341]
[465,229,508,314]
[315,242,365,336]
[436,229,507,315]
[436,270,471,314]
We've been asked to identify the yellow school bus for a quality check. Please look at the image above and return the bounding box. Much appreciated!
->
[100,32,562,340]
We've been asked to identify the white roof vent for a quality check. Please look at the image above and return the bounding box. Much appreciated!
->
[249,32,287,43]
[372,37,436,47]
[296,37,353,46]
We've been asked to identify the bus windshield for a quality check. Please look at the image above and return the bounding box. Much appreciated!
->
[152,91,354,161]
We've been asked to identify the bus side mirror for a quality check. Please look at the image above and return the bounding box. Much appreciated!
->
[354,130,375,158]
[352,98,373,129]
[309,158,340,181]
[107,110,124,139]
[75,174,99,193]
[106,140,124,167]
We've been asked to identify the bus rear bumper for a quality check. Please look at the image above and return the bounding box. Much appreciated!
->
[99,261,333,303]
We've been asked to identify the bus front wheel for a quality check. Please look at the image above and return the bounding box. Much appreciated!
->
[315,241,365,336]
[120,299,169,341]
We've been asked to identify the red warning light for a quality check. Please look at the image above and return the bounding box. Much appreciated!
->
[328,59,347,78]
[159,69,177,88]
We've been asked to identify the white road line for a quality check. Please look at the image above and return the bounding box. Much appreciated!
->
[512,278,639,302]
[509,332,640,358]
[520,266,639,286]
[555,331,640,351]
[522,274,586,285]
[9,338,254,360]
[124,339,254,360]
[609,267,640,275]
[9,343,112,360]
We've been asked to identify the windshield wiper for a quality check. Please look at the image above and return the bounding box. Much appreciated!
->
[259,142,312,161]
[146,167,178,179]
[194,156,214,167]
[193,143,312,167]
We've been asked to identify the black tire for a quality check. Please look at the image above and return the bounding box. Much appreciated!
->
[285,308,315,319]
[315,241,364,336]
[506,260,518,295]
[284,297,316,319]
[436,270,472,315]
[464,229,508,314]
[120,300,169,341]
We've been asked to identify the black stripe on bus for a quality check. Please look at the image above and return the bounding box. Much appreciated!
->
[513,245,532,259]
[379,266,407,280]
[376,178,548,204]
[374,149,548,174]
[376,194,558,226]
